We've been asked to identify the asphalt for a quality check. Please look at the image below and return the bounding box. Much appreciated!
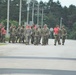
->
[0,39,76,75]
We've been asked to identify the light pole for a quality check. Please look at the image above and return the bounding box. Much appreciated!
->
[7,0,10,37]
[41,8,43,27]
[60,17,63,28]
[19,0,22,25]
[32,0,35,24]
[27,0,30,24]
[37,2,39,25]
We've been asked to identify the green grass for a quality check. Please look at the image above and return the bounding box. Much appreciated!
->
[0,43,7,46]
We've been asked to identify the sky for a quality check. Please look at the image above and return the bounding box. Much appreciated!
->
[38,0,76,7]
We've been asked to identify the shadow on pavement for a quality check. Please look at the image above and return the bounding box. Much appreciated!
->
[0,56,76,60]
[0,68,76,75]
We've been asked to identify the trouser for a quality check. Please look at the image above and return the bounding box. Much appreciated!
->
[9,34,12,43]
[38,36,41,44]
[62,36,66,44]
[16,34,20,43]
[42,36,48,45]
[0,33,2,42]
[25,35,30,44]
[11,36,16,43]
[54,35,60,45]
[31,35,34,44]
[34,36,39,45]
[46,36,49,45]
[1,34,6,43]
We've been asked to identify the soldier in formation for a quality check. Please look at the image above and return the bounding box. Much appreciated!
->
[9,25,16,43]
[53,25,67,46]
[53,25,61,46]
[61,25,67,45]
[0,25,6,43]
[0,23,67,46]
[41,24,50,45]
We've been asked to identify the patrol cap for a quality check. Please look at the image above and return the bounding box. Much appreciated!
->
[44,24,47,27]
[56,25,59,27]
[62,25,65,28]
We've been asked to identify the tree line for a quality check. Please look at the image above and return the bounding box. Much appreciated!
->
[0,0,76,39]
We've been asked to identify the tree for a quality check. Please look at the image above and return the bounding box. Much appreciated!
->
[69,22,76,39]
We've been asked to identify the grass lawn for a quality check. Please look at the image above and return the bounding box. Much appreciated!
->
[0,43,7,46]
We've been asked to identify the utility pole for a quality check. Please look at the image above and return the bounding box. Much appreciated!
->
[37,2,39,25]
[7,0,10,37]
[41,8,43,27]
[27,0,30,24]
[32,0,35,24]
[60,17,63,28]
[19,0,22,25]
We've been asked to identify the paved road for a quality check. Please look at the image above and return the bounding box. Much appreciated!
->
[0,39,76,75]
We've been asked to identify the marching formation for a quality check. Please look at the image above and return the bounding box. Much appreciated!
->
[0,24,67,46]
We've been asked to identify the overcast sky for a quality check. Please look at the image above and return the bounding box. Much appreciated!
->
[37,0,76,7]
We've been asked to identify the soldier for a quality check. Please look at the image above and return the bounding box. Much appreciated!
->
[9,25,13,43]
[24,25,31,45]
[38,26,42,44]
[57,25,61,45]
[20,26,25,43]
[41,24,50,45]
[16,26,21,43]
[53,25,61,46]
[11,26,16,43]
[0,25,2,42]
[31,25,35,44]
[34,26,40,45]
[61,25,67,45]
[1,26,6,43]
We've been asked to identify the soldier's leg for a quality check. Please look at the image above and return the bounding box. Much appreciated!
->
[2,34,6,43]
[62,36,65,45]
[37,37,39,45]
[42,37,45,45]
[12,36,15,43]
[58,35,61,45]
[28,36,30,44]
[54,35,57,45]
[46,36,49,45]
[25,35,29,45]
[22,35,25,43]
[34,36,37,45]
[31,36,34,44]
[9,34,12,43]
[31,36,33,44]
[38,36,40,44]
[44,36,47,45]
[19,34,22,43]
[0,33,1,42]
[38,36,41,44]
[1,34,3,42]
[16,35,19,43]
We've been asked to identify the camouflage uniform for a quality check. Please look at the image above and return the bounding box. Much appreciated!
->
[31,26,35,44]
[53,25,61,45]
[34,27,40,45]
[20,26,25,43]
[41,25,50,45]
[11,26,16,43]
[24,26,31,45]
[1,26,6,43]
[0,27,2,42]
[38,26,42,44]
[61,26,67,45]
[9,26,13,43]
[16,26,21,43]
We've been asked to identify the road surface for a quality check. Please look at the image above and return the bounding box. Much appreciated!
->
[0,39,76,75]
